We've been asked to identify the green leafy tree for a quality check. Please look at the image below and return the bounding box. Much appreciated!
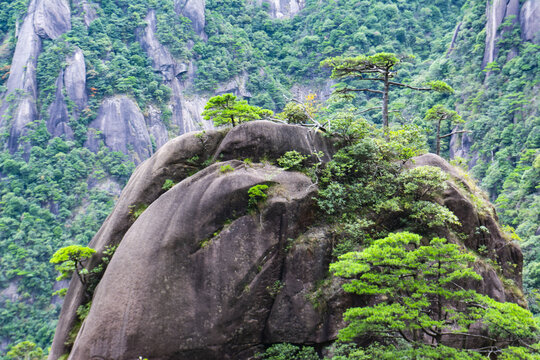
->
[424,104,466,156]
[330,232,539,357]
[49,245,96,287]
[6,341,45,360]
[202,93,273,127]
[321,53,454,130]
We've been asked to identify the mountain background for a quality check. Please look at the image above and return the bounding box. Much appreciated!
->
[0,0,538,355]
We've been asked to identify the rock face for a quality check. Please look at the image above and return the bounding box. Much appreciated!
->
[50,122,524,360]
[482,0,540,68]
[482,0,520,67]
[254,0,306,18]
[410,154,523,300]
[85,96,153,164]
[34,0,71,39]
[520,0,540,42]
[0,0,41,152]
[46,47,87,138]
[175,0,206,38]
[0,0,71,151]
[138,10,213,135]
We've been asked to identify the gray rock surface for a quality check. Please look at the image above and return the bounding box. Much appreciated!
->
[138,10,212,135]
[449,126,472,160]
[48,122,334,360]
[139,11,185,82]
[72,0,98,27]
[64,48,88,112]
[482,0,520,67]
[0,0,72,151]
[85,96,153,164]
[520,0,540,42]
[68,163,321,360]
[34,0,71,39]
[47,69,72,138]
[0,0,41,152]
[254,0,305,18]
[175,0,206,37]
[214,120,335,163]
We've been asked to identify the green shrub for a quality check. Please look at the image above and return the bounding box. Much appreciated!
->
[220,164,235,173]
[162,179,176,190]
[277,150,308,171]
[248,184,269,209]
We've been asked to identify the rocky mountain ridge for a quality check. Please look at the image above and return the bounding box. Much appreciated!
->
[49,121,523,360]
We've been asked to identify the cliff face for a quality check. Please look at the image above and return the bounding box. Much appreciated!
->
[482,0,540,67]
[49,122,524,360]
[252,0,306,18]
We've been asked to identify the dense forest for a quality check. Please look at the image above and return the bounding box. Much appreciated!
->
[0,0,538,358]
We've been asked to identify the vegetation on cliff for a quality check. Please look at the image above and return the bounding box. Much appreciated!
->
[0,0,538,357]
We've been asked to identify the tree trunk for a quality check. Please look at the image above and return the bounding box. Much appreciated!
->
[436,117,442,155]
[382,71,390,132]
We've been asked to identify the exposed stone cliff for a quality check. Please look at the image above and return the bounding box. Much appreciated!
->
[253,0,306,18]
[482,0,540,67]
[49,122,524,360]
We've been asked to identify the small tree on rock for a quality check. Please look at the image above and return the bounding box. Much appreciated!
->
[424,104,467,156]
[321,53,454,131]
[202,93,273,127]
[50,245,96,287]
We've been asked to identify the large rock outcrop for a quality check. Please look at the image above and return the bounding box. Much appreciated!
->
[34,0,71,40]
[46,47,87,138]
[138,10,212,135]
[49,122,524,360]
[520,0,540,42]
[85,96,153,164]
[482,0,520,67]
[0,0,71,152]
[482,0,540,68]
[174,0,206,38]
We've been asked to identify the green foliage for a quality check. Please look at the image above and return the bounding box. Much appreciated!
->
[49,245,96,284]
[130,203,149,220]
[330,232,539,355]
[6,341,45,360]
[162,179,176,190]
[219,164,235,173]
[277,150,308,171]
[321,52,452,128]
[256,343,319,360]
[202,93,273,127]
[317,124,456,246]
[278,102,310,124]
[248,184,269,209]
[0,124,130,350]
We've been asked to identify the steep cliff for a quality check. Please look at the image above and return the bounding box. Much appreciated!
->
[252,0,305,18]
[49,122,524,360]
[482,0,540,67]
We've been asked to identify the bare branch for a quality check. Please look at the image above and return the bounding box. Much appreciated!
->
[335,87,384,95]
[439,130,471,139]
[388,81,433,91]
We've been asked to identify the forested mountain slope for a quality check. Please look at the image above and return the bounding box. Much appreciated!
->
[0,0,538,356]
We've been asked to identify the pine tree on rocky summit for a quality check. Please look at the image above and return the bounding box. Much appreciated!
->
[321,53,454,131]
[202,93,273,127]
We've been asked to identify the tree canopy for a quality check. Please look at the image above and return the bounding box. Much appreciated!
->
[321,53,453,130]
[202,93,273,127]
[49,245,96,286]
[330,232,540,358]
[424,104,465,155]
